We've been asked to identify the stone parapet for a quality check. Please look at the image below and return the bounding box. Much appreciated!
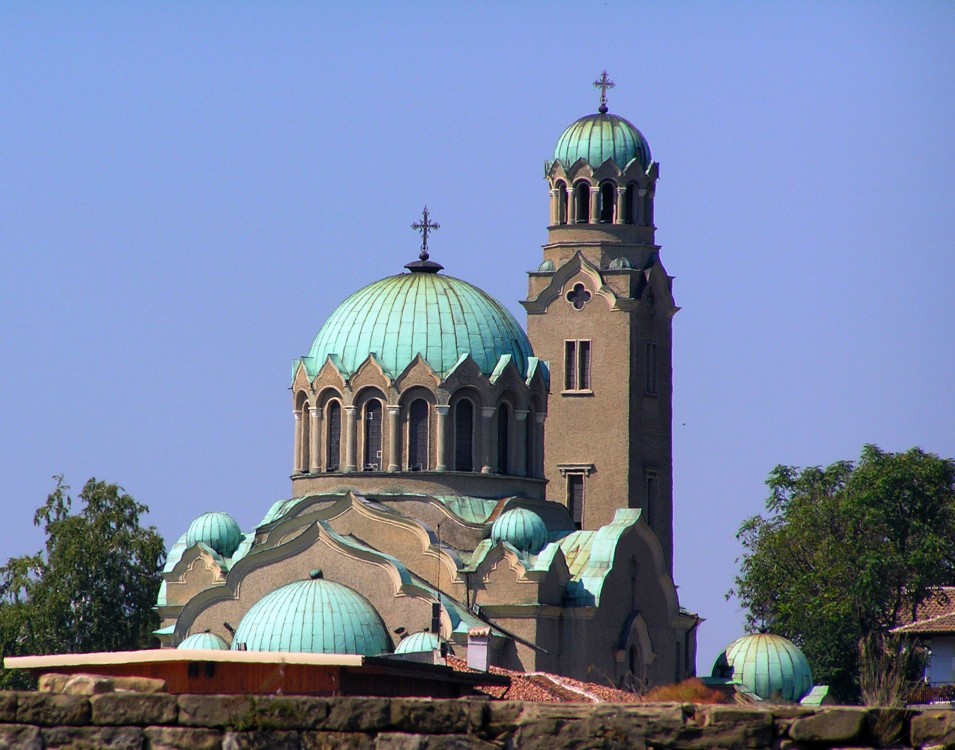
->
[0,691,951,749]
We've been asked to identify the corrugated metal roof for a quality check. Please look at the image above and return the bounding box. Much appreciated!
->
[553,112,651,170]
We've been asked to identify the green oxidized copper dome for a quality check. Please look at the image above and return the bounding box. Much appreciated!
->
[231,573,390,655]
[711,633,813,702]
[553,112,651,170]
[491,507,549,555]
[178,632,230,650]
[303,272,534,379]
[186,512,243,558]
[394,630,447,655]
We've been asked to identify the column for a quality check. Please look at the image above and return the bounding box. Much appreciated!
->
[589,184,599,224]
[549,189,558,225]
[637,188,647,225]
[566,187,576,224]
[535,412,547,478]
[514,410,529,477]
[386,405,400,472]
[292,410,303,474]
[480,406,495,474]
[308,406,322,473]
[343,406,357,473]
[434,405,449,472]
[615,187,626,225]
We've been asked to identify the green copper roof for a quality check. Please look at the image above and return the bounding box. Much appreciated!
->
[178,632,230,650]
[491,508,548,555]
[553,112,651,170]
[301,272,534,379]
[186,512,243,558]
[232,574,390,656]
[712,633,813,703]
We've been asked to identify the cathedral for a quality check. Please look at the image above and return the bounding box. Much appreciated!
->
[155,75,699,688]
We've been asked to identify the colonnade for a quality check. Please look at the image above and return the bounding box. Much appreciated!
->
[549,180,653,226]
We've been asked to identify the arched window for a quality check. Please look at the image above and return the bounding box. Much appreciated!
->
[363,400,382,470]
[326,401,341,471]
[525,406,535,478]
[408,399,429,471]
[574,182,590,223]
[599,182,615,223]
[555,180,568,225]
[296,392,310,473]
[497,403,510,475]
[454,399,474,472]
[625,183,636,224]
[644,189,654,226]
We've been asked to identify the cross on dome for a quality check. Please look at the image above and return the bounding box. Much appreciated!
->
[405,205,444,273]
[593,70,615,114]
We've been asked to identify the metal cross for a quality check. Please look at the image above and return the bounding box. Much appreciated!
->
[411,205,440,260]
[593,70,615,113]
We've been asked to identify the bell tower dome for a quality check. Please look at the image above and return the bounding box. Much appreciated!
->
[524,73,678,569]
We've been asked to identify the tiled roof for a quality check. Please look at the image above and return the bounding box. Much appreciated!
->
[893,589,955,634]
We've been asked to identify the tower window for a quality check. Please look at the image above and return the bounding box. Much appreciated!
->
[564,340,592,392]
[556,180,568,225]
[645,470,657,528]
[408,399,429,471]
[645,342,657,396]
[599,182,615,223]
[497,403,510,474]
[624,183,636,224]
[454,399,474,471]
[326,401,341,472]
[567,473,585,529]
[363,400,382,470]
[574,182,590,223]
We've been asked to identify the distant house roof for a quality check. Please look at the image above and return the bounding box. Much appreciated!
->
[893,587,955,635]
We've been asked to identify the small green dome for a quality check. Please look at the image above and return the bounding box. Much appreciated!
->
[231,576,390,655]
[394,630,446,655]
[537,259,555,273]
[186,512,243,558]
[491,508,548,555]
[712,633,813,702]
[608,257,635,270]
[554,112,651,170]
[304,272,534,379]
[178,632,230,650]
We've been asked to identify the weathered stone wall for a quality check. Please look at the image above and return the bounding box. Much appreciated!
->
[2,691,955,749]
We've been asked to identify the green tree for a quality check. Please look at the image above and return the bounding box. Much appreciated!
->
[732,445,955,702]
[0,477,165,688]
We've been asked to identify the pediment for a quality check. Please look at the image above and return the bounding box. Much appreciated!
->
[291,361,312,393]
[489,355,525,392]
[350,353,393,391]
[442,353,486,389]
[313,356,348,391]
[523,252,635,314]
[395,354,441,392]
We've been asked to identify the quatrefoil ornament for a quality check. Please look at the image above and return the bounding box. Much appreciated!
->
[566,283,592,310]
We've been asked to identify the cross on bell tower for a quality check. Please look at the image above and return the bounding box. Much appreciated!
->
[593,70,615,113]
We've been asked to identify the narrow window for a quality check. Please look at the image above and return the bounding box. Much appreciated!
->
[600,182,615,223]
[574,183,590,223]
[645,190,654,226]
[326,402,341,471]
[645,471,657,528]
[454,400,474,471]
[363,400,382,470]
[297,395,310,473]
[497,403,509,474]
[525,407,536,478]
[556,180,568,225]
[408,400,429,471]
[624,184,636,224]
[579,340,591,389]
[645,342,657,396]
[567,473,584,529]
[564,341,577,390]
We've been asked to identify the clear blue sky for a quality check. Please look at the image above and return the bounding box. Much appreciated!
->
[1,3,953,675]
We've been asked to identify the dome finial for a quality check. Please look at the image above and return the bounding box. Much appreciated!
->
[406,205,444,273]
[593,69,615,114]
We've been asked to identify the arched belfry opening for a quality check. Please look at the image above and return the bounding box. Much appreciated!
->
[555,180,568,225]
[326,401,342,472]
[408,399,429,471]
[574,182,590,223]
[599,182,615,223]
[624,183,637,224]
[363,399,383,471]
[497,403,510,475]
[454,399,474,472]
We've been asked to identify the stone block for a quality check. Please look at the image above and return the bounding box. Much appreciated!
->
[911,710,955,748]
[16,692,91,726]
[389,698,471,734]
[145,726,223,750]
[302,730,374,750]
[325,697,392,732]
[92,692,178,726]
[789,708,866,744]
[222,729,300,750]
[42,725,144,749]
[178,695,255,728]
[0,724,42,750]
[237,696,328,730]
[0,690,18,721]
[112,676,167,694]
[374,734,496,750]
[478,699,522,740]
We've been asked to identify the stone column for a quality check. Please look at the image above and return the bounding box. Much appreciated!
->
[480,406,495,474]
[615,187,626,225]
[308,406,322,473]
[343,406,357,473]
[434,405,449,472]
[566,186,576,224]
[514,410,529,477]
[535,412,547,478]
[292,410,303,474]
[386,405,400,472]
[589,184,599,224]
[637,188,647,226]
[549,188,558,225]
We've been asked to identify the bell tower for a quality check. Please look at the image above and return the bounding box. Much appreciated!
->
[523,73,678,569]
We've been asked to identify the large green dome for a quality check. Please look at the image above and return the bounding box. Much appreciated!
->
[711,633,813,702]
[303,272,534,379]
[232,574,390,655]
[554,112,651,171]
